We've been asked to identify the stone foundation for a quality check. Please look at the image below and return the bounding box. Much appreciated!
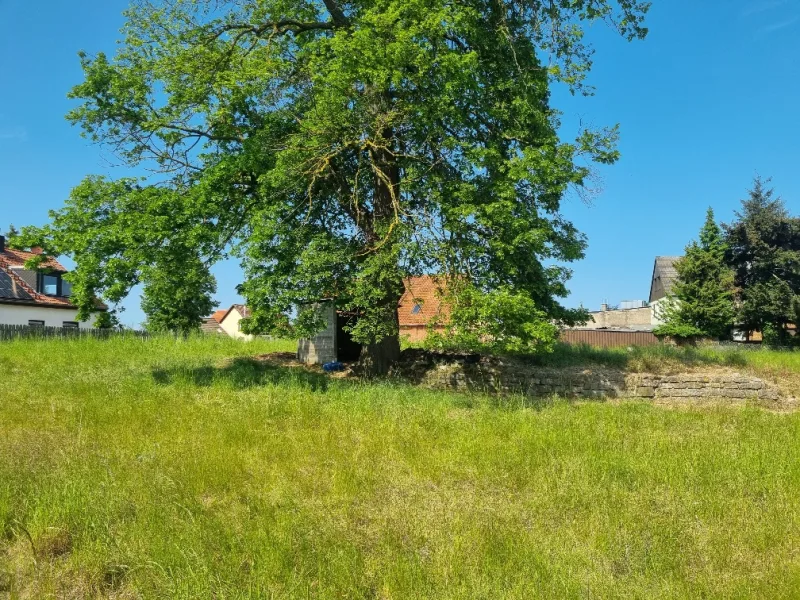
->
[395,351,781,402]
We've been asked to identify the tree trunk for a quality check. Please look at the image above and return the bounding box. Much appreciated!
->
[352,108,404,377]
[359,331,401,377]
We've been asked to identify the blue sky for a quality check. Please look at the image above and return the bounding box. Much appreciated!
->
[1,0,798,327]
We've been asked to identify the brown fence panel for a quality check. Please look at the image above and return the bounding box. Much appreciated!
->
[560,329,659,348]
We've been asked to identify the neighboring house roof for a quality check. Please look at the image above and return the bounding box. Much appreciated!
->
[218,304,251,324]
[398,275,449,327]
[211,309,228,323]
[0,256,75,308]
[0,247,106,310]
[2,247,67,272]
[649,256,681,303]
[200,315,226,334]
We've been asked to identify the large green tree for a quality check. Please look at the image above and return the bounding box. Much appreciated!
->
[26,0,649,372]
[654,208,735,339]
[724,177,800,343]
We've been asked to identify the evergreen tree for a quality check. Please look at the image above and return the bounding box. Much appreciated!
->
[654,208,735,339]
[724,177,800,343]
[3,224,20,243]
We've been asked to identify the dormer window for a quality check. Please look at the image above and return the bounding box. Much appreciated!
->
[411,303,422,315]
[37,273,71,297]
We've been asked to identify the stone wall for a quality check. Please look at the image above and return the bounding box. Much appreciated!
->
[396,352,781,402]
[629,374,779,401]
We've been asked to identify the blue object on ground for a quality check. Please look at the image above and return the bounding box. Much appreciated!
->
[322,361,346,372]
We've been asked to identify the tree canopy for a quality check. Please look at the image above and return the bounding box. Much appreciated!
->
[23,0,649,370]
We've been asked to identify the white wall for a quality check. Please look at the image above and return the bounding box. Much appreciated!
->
[650,297,674,327]
[219,308,253,340]
[0,304,96,329]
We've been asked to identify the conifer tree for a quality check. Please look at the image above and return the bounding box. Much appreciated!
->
[3,224,20,243]
[655,208,735,339]
[724,177,800,343]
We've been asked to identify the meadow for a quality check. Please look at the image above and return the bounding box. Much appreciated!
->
[1,335,799,598]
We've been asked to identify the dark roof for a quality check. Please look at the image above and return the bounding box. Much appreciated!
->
[649,256,681,303]
[0,269,34,302]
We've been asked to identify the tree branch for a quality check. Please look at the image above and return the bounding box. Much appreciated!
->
[322,0,350,27]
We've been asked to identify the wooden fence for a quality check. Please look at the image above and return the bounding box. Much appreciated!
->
[559,328,659,348]
[0,324,148,341]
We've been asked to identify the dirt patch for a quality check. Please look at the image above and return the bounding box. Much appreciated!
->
[35,528,72,560]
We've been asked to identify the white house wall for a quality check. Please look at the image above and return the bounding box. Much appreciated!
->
[219,309,253,340]
[0,304,96,329]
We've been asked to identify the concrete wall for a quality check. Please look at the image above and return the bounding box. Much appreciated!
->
[219,308,253,341]
[582,306,653,330]
[0,304,95,329]
[297,303,338,364]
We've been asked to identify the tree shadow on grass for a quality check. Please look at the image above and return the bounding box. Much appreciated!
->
[152,357,330,391]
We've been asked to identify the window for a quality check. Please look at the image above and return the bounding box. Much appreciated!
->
[28,320,45,328]
[36,273,72,297]
[63,321,79,330]
[411,303,423,315]
[41,274,59,296]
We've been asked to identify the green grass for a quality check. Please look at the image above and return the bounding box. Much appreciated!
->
[1,336,800,598]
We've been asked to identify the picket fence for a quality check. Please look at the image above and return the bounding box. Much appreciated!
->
[0,324,148,341]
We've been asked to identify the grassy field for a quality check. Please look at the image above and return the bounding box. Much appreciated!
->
[1,336,800,598]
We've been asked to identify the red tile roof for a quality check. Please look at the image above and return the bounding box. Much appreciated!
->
[211,309,228,323]
[0,257,74,307]
[1,248,67,272]
[398,275,450,327]
[0,250,106,310]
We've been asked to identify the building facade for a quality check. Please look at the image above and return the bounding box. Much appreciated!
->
[0,237,103,328]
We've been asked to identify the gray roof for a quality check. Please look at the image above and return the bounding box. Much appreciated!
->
[649,256,681,302]
[0,269,34,302]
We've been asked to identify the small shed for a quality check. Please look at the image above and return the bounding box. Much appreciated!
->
[297,302,362,364]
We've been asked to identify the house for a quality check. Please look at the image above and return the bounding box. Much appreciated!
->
[649,256,681,326]
[0,235,105,328]
[649,256,680,303]
[203,304,254,340]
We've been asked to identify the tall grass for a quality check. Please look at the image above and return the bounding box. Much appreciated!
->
[1,336,799,598]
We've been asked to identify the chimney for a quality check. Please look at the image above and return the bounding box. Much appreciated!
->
[600,303,609,312]
[0,236,4,253]
[30,246,43,255]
